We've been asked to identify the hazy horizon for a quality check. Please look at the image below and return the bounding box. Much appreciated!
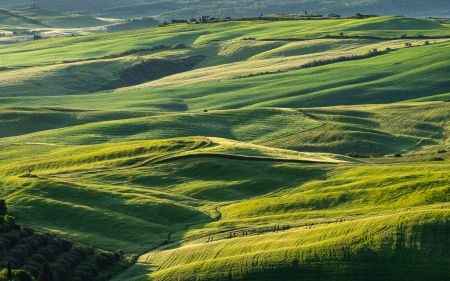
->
[0,0,448,19]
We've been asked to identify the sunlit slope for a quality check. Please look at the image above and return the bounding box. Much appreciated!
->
[213,161,450,227]
[0,14,449,281]
[131,38,448,90]
[0,50,201,97]
[3,37,446,97]
[0,16,448,69]
[1,41,448,110]
[0,137,354,252]
[1,138,448,279]
[120,42,450,110]
[0,137,353,176]
[132,209,449,281]
[0,17,448,103]
[2,135,448,261]
[111,159,450,281]
[0,138,213,252]
[2,103,447,155]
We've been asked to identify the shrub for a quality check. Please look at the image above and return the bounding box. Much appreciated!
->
[429,157,445,161]
[0,269,33,281]
[114,250,124,261]
[4,215,17,229]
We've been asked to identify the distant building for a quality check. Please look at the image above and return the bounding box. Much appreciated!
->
[200,16,210,23]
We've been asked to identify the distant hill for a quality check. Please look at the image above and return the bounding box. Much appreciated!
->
[0,5,109,28]
[0,1,449,19]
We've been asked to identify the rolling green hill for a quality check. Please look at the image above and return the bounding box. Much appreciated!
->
[1,16,448,69]
[1,136,448,279]
[10,6,109,28]
[0,137,356,251]
[1,40,449,111]
[1,102,448,155]
[0,107,153,138]
[0,17,449,112]
[0,6,108,29]
[0,14,449,281]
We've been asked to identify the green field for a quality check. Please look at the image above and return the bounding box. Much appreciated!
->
[0,14,449,281]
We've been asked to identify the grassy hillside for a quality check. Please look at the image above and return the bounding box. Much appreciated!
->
[1,136,447,279]
[0,16,448,110]
[0,107,154,138]
[1,16,448,69]
[0,15,449,281]
[0,40,448,111]
[0,8,40,28]
[0,137,355,251]
[0,51,203,97]
[134,209,449,281]
[10,6,109,28]
[0,6,108,29]
[1,103,448,155]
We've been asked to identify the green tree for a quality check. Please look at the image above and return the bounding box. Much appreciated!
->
[7,262,12,281]
[0,200,7,216]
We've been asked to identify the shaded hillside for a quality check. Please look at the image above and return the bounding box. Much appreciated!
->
[1,103,448,156]
[0,107,153,138]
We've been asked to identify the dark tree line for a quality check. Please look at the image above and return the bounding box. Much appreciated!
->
[0,200,124,281]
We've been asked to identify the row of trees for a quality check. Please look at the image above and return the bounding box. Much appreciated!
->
[159,12,378,27]
[0,200,124,281]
